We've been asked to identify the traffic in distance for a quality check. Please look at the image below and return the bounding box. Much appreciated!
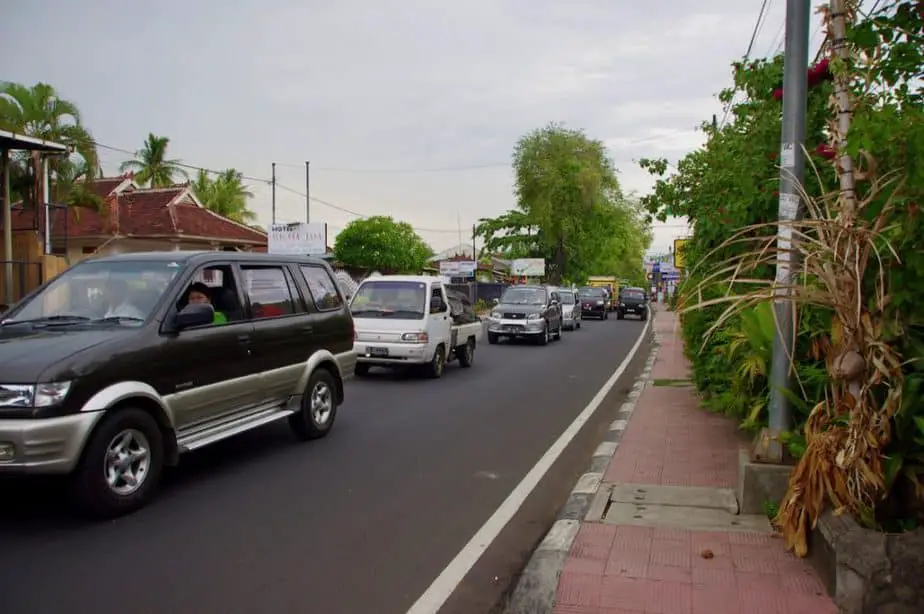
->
[0,253,650,518]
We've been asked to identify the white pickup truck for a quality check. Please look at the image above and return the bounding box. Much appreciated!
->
[350,274,484,378]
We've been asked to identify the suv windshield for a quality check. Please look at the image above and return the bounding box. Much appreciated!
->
[559,291,576,305]
[500,287,546,305]
[621,290,646,301]
[578,287,606,298]
[3,259,182,326]
[350,280,427,319]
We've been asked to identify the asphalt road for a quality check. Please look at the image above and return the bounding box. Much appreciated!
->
[0,314,649,614]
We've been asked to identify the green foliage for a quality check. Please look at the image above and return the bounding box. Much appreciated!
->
[477,123,651,284]
[119,133,188,187]
[643,1,924,528]
[0,81,100,209]
[333,216,432,273]
[191,169,256,223]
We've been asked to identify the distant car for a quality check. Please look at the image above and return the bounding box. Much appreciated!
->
[617,287,649,320]
[578,286,608,320]
[487,285,563,345]
[558,288,581,331]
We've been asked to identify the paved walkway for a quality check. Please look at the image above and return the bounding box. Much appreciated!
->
[552,310,835,614]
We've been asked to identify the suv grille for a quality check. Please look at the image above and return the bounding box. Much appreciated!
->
[503,313,525,319]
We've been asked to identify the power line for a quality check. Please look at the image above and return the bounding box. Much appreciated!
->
[720,0,775,129]
[92,141,271,185]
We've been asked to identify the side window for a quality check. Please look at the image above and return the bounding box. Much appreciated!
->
[551,292,560,303]
[430,286,447,313]
[241,266,296,320]
[299,265,344,311]
[175,264,243,324]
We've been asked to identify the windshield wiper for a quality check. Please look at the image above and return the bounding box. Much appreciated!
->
[0,315,90,327]
[90,316,145,324]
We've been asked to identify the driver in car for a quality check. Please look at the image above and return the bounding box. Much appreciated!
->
[186,282,228,325]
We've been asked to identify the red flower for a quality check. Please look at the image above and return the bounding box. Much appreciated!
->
[815,143,836,159]
[772,88,784,100]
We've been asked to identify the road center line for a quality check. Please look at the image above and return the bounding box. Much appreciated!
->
[405,317,652,614]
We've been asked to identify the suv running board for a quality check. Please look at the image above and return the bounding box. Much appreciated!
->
[177,406,296,452]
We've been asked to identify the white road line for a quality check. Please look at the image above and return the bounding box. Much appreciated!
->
[405,317,652,614]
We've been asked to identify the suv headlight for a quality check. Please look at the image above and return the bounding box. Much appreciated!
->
[526,313,541,320]
[0,382,71,408]
[490,311,502,319]
[596,300,605,306]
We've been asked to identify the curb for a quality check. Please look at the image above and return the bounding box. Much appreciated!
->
[504,324,662,614]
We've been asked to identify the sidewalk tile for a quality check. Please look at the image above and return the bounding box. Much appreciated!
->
[551,310,835,613]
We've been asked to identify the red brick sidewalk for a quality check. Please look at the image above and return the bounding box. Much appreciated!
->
[552,311,835,614]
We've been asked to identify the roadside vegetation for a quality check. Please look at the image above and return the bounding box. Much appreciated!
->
[640,1,923,554]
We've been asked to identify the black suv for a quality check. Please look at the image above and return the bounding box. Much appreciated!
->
[487,285,563,345]
[0,251,356,518]
[617,286,649,320]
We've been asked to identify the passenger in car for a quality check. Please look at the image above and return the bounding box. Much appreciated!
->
[187,282,228,325]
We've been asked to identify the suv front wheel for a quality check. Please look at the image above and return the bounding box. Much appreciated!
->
[69,407,165,519]
[290,369,339,440]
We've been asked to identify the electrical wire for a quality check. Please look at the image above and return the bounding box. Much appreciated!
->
[93,134,692,235]
[720,0,775,129]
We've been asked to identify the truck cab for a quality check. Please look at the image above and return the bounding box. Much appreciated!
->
[350,275,482,378]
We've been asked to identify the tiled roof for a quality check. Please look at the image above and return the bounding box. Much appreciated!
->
[4,182,266,246]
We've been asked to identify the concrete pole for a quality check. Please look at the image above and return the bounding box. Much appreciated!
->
[764,0,811,462]
[2,149,12,305]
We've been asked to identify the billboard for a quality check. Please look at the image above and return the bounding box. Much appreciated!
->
[268,222,328,256]
[673,238,690,270]
[511,258,546,277]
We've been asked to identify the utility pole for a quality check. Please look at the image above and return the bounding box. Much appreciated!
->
[471,223,477,304]
[764,0,811,463]
[271,162,277,225]
[305,161,311,223]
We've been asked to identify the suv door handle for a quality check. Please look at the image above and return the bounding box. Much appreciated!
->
[302,325,314,333]
[237,334,251,344]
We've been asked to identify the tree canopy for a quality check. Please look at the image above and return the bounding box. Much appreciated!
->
[333,216,433,273]
[191,169,257,224]
[0,81,101,210]
[120,133,188,187]
[476,123,650,285]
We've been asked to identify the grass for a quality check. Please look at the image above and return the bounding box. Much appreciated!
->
[651,378,693,387]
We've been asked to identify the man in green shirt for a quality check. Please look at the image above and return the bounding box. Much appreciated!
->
[186,282,228,325]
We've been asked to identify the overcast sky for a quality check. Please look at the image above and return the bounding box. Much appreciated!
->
[1,0,825,255]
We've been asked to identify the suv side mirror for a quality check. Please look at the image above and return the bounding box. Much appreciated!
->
[176,303,214,329]
[492,297,500,305]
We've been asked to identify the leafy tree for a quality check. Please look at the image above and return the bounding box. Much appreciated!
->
[477,123,650,284]
[334,216,432,273]
[0,81,99,209]
[191,169,256,223]
[120,133,188,187]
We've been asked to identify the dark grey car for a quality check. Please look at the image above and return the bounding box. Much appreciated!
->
[617,287,649,320]
[486,285,563,345]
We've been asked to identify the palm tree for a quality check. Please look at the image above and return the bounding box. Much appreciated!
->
[190,168,257,223]
[119,133,188,188]
[0,81,99,207]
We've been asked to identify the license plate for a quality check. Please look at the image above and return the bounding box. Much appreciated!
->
[368,347,389,357]
[504,325,520,332]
